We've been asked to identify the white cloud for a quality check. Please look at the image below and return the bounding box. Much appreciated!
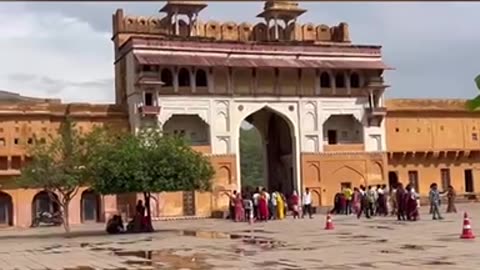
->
[0,4,114,103]
[1,2,479,102]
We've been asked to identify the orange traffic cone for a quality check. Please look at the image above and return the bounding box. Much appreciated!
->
[325,214,334,230]
[460,212,475,239]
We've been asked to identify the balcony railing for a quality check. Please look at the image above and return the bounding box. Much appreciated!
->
[324,143,365,152]
[138,105,161,116]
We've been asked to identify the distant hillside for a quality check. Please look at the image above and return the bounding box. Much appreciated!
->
[239,127,264,189]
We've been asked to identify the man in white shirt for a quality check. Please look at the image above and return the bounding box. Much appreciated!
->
[302,188,313,219]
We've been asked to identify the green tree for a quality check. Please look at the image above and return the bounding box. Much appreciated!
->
[17,118,90,233]
[467,74,480,110]
[87,128,214,232]
[239,127,264,188]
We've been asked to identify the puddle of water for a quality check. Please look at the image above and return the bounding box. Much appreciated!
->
[234,248,257,256]
[358,262,377,268]
[424,260,456,265]
[239,229,274,234]
[256,260,299,268]
[400,244,425,250]
[379,249,402,254]
[114,249,212,269]
[179,230,287,249]
[368,225,394,230]
[375,239,388,243]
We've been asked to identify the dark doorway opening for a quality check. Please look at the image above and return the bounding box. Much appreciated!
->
[388,171,399,190]
[0,192,13,226]
[239,107,295,196]
[81,190,101,223]
[465,169,474,193]
[32,191,60,222]
[327,130,338,145]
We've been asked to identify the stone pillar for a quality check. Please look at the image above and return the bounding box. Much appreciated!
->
[174,11,179,35]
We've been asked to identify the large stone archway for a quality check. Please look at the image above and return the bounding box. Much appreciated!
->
[0,192,13,226]
[238,106,297,196]
[31,191,60,222]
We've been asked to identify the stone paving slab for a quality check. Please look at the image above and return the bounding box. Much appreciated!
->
[0,204,480,269]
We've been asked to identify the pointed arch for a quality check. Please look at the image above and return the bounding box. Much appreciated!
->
[320,72,331,88]
[161,68,173,87]
[335,72,345,88]
[332,165,364,179]
[0,191,13,226]
[178,68,191,87]
[350,72,360,88]
[195,69,208,87]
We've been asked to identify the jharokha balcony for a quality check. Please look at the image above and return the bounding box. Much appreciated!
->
[323,143,365,152]
[366,107,387,116]
[138,105,161,116]
[136,70,164,86]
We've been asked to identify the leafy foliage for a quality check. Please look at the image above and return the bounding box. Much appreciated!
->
[17,118,91,232]
[239,126,264,188]
[88,128,214,195]
[87,128,214,231]
[466,74,480,111]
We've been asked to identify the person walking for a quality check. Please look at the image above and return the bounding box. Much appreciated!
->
[269,191,277,220]
[396,183,406,221]
[367,186,376,217]
[343,186,353,215]
[429,183,443,220]
[291,191,300,219]
[352,187,361,215]
[446,185,457,213]
[357,185,371,219]
[406,184,419,221]
[302,188,313,219]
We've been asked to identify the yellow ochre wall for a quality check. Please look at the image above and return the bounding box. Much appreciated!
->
[386,99,480,196]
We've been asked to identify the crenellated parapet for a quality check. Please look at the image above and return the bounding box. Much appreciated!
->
[112,7,351,47]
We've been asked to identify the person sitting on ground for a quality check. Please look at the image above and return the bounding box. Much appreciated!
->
[106,215,125,234]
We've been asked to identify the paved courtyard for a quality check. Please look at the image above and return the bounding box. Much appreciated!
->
[2,204,480,269]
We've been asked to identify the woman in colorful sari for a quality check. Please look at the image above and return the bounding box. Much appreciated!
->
[276,192,285,220]
[291,191,300,219]
[405,184,419,221]
[234,193,245,222]
[352,187,361,215]
[258,191,269,221]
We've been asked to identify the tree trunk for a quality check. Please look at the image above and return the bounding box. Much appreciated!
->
[63,203,71,233]
[143,192,154,232]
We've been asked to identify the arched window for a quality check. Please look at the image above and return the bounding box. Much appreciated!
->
[320,72,331,88]
[195,69,208,87]
[161,69,173,87]
[335,72,345,88]
[178,68,191,87]
[350,72,360,88]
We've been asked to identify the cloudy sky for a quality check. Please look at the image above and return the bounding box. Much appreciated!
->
[0,2,478,103]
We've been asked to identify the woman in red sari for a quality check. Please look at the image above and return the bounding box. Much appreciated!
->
[291,190,300,219]
[234,193,245,222]
[258,190,269,221]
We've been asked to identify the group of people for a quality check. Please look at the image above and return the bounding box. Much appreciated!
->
[106,200,151,234]
[329,182,458,221]
[227,187,315,222]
